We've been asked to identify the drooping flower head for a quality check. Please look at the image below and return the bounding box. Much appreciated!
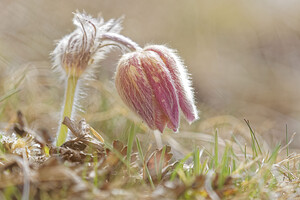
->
[115,45,198,133]
[52,11,123,78]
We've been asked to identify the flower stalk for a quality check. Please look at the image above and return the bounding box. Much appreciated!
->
[101,33,141,52]
[56,75,78,146]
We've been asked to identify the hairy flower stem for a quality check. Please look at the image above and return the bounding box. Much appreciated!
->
[56,75,78,146]
[102,33,142,52]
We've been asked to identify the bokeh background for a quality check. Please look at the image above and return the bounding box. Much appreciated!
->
[1,0,300,150]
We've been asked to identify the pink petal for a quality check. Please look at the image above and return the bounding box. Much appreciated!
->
[167,121,178,132]
[115,52,155,129]
[153,101,168,133]
[145,45,198,123]
[140,51,179,130]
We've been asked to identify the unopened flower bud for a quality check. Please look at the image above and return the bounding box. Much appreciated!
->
[115,45,198,133]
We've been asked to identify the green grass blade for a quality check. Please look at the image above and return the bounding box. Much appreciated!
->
[230,146,238,172]
[245,119,262,156]
[104,141,129,169]
[219,145,230,188]
[170,152,193,181]
[286,124,289,170]
[250,130,257,158]
[145,164,155,189]
[200,157,209,174]
[136,137,144,161]
[244,143,247,160]
[127,123,136,165]
[135,137,155,189]
[157,146,166,181]
[231,134,245,155]
[194,147,200,176]
[0,88,20,103]
[268,144,281,164]
[214,129,218,167]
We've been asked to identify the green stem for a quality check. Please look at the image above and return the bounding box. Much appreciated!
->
[56,75,78,146]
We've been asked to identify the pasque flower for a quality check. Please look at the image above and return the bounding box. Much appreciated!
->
[115,45,198,133]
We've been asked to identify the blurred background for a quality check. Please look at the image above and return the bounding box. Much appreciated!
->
[1,0,300,150]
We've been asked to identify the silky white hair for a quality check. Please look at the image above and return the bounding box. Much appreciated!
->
[51,10,123,81]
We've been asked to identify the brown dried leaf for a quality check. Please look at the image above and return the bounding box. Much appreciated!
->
[49,146,84,163]
[49,144,104,163]
[103,140,127,167]
[40,156,61,168]
[113,140,125,153]
[0,160,19,173]
[62,138,88,151]
[191,175,206,189]
[144,145,173,182]
[13,110,27,137]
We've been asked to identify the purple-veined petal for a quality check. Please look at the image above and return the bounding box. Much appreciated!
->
[153,101,168,133]
[115,52,155,129]
[167,121,177,132]
[140,51,179,131]
[145,45,198,123]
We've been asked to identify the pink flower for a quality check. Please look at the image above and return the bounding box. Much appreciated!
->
[115,45,198,133]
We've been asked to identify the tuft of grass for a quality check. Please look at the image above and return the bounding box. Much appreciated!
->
[218,144,230,188]
[170,152,193,181]
[245,119,262,157]
[267,143,281,164]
